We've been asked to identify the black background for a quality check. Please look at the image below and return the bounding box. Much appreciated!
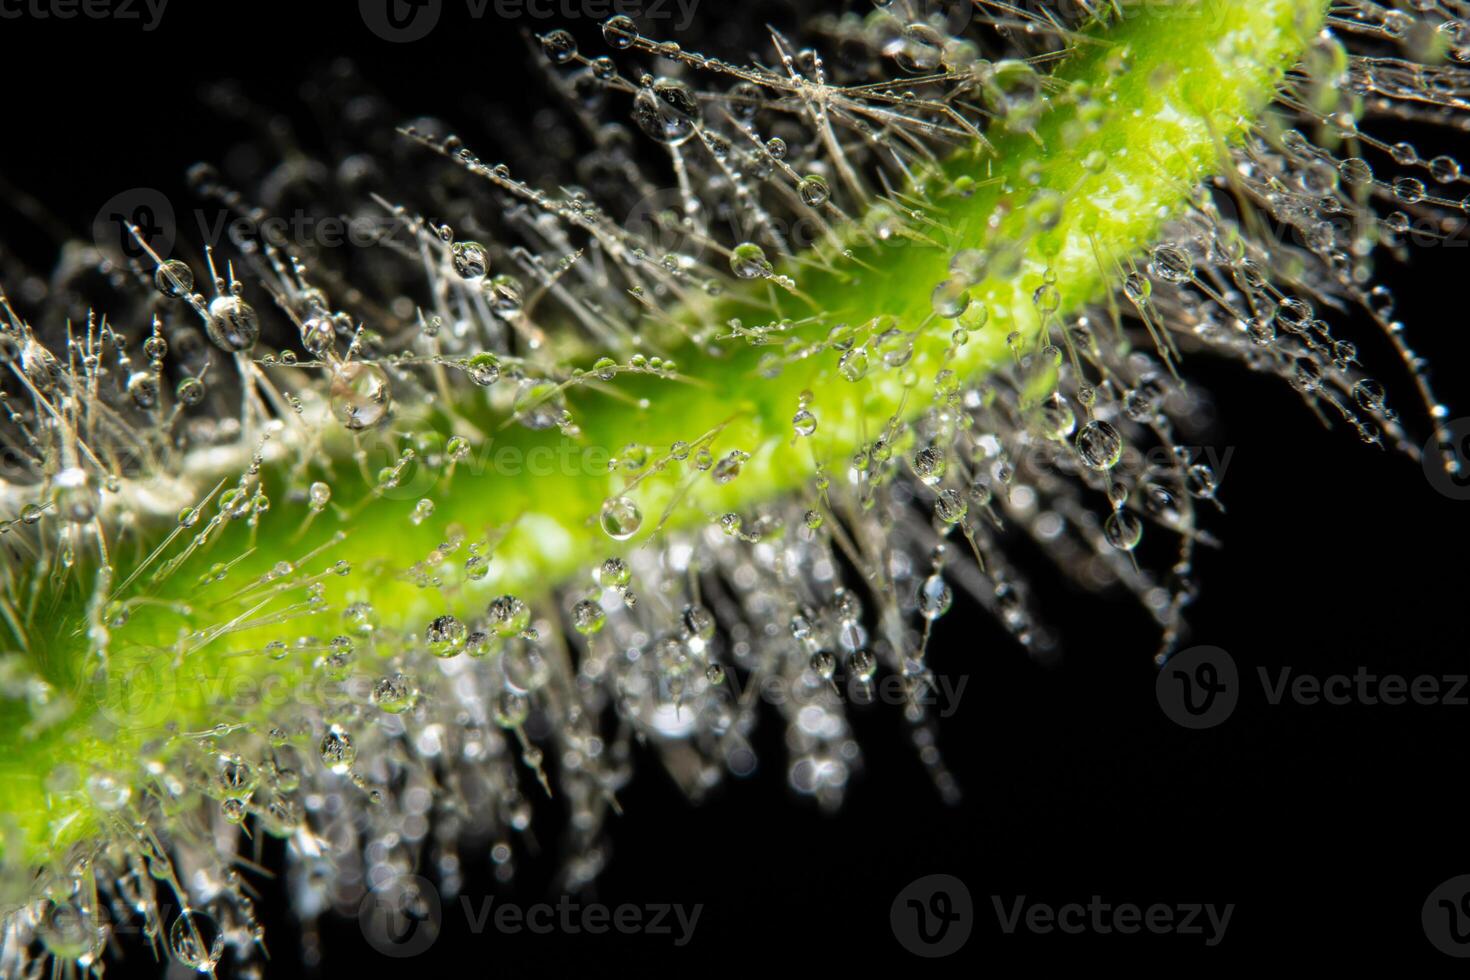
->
[2,0,1467,973]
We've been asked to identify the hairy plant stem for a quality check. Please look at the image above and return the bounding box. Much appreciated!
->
[2,0,1327,871]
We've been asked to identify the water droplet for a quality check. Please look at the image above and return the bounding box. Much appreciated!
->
[730,242,772,280]
[330,362,392,430]
[838,349,869,382]
[712,451,746,485]
[460,352,500,388]
[1149,243,1194,284]
[600,496,643,540]
[633,78,700,146]
[205,295,260,352]
[917,574,953,620]
[931,279,971,318]
[495,690,530,728]
[1104,509,1143,551]
[598,557,630,588]
[913,446,946,485]
[798,174,830,207]
[319,725,356,774]
[572,599,606,635]
[452,240,490,280]
[487,595,531,637]
[168,910,223,973]
[154,259,194,298]
[176,377,205,405]
[602,14,638,49]
[372,673,418,714]
[308,481,331,512]
[935,488,968,524]
[540,28,577,64]
[1075,419,1122,470]
[127,371,159,409]
[426,614,467,657]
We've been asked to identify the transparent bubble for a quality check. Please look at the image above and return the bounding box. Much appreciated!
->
[599,496,643,540]
[205,296,260,352]
[154,259,194,298]
[633,78,701,146]
[572,599,606,635]
[452,240,490,280]
[168,910,224,973]
[917,574,953,620]
[798,174,830,207]
[487,595,531,637]
[426,614,467,657]
[1075,419,1123,470]
[730,242,772,280]
[330,362,392,431]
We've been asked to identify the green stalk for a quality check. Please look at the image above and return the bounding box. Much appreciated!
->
[1,0,1326,873]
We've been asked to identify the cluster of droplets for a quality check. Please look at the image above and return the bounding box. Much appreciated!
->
[2,2,1468,977]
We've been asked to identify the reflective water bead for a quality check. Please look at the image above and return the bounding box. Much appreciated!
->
[633,78,700,146]
[452,240,490,280]
[798,174,830,207]
[602,13,638,49]
[168,910,224,973]
[127,371,159,408]
[917,574,953,620]
[730,242,772,280]
[931,279,971,318]
[176,377,205,405]
[599,496,643,540]
[913,446,946,485]
[1104,509,1143,551]
[935,488,968,524]
[1075,419,1123,470]
[495,690,530,728]
[205,295,260,352]
[329,362,392,430]
[154,259,194,298]
[426,614,467,657]
[308,481,331,512]
[540,29,577,64]
[598,556,631,589]
[487,595,531,637]
[319,725,356,774]
[572,599,606,635]
[1149,243,1194,283]
[372,673,418,714]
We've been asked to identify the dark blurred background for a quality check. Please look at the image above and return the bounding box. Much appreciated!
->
[2,0,1467,973]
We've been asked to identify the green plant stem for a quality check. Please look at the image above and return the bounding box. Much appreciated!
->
[1,0,1326,872]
